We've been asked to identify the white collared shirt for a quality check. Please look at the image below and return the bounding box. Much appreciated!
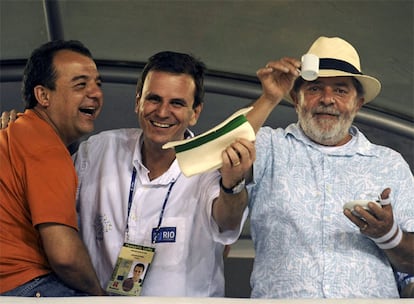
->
[74,128,247,296]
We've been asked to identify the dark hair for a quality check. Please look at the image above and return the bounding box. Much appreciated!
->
[136,51,206,108]
[351,77,365,98]
[22,40,94,109]
[134,263,145,271]
[291,76,365,99]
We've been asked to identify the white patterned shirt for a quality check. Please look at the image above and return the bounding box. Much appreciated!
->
[247,123,414,298]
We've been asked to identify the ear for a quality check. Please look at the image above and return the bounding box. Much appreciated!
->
[356,97,364,110]
[134,93,141,114]
[34,85,50,107]
[189,103,203,127]
[290,90,300,110]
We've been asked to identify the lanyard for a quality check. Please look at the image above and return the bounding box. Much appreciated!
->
[126,167,176,244]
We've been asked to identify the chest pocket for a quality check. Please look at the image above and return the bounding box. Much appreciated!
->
[152,217,186,267]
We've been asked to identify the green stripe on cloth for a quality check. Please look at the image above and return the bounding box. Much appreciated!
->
[174,115,248,153]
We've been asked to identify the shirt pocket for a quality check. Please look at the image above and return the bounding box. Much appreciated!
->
[152,217,186,267]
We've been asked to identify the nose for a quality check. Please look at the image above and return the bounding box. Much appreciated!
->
[320,87,335,105]
[155,102,170,117]
[87,82,103,100]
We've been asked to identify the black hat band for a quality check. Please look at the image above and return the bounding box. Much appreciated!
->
[319,58,362,75]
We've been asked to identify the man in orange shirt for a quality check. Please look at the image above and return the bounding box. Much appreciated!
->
[0,40,105,296]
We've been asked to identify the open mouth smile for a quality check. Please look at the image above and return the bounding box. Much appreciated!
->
[79,107,97,117]
[151,120,174,128]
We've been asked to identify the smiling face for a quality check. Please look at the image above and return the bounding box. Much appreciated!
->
[135,70,202,150]
[293,77,364,146]
[36,50,103,145]
[132,265,144,282]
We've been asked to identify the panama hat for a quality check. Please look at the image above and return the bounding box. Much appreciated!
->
[163,107,255,177]
[285,36,381,104]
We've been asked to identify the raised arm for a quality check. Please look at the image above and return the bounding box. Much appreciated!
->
[247,57,300,133]
[212,57,301,231]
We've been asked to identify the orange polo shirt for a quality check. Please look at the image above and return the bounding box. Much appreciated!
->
[0,110,78,293]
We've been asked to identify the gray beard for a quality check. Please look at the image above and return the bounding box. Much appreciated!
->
[298,107,356,146]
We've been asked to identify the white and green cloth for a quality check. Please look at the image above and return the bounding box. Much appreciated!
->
[163,107,255,177]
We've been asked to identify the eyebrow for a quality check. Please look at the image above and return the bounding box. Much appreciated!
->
[307,80,351,87]
[71,75,102,83]
[170,97,187,105]
[145,92,162,101]
[145,92,188,105]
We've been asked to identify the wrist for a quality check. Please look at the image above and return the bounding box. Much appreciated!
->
[220,177,245,194]
[369,221,403,250]
[261,93,282,106]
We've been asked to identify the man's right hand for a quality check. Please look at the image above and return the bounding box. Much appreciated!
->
[256,57,300,104]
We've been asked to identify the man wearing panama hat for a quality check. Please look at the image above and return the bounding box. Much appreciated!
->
[246,36,414,298]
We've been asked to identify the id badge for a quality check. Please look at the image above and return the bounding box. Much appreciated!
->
[152,226,176,243]
[106,243,155,296]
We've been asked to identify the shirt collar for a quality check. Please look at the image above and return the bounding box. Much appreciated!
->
[132,129,190,185]
[285,122,378,157]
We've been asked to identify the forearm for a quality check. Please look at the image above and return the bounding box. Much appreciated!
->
[213,188,248,232]
[246,94,281,133]
[213,138,253,232]
[51,239,105,295]
[384,232,414,273]
[40,224,105,295]
[401,281,414,298]
[247,58,300,133]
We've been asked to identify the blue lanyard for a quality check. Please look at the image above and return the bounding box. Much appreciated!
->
[127,168,137,220]
[126,167,176,244]
[152,180,175,244]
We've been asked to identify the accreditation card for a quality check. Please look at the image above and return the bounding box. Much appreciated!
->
[106,243,155,296]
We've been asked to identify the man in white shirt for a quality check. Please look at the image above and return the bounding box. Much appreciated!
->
[74,51,255,296]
